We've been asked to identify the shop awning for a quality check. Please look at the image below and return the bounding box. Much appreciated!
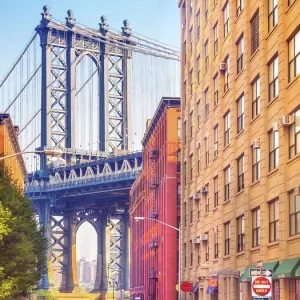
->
[191,282,199,293]
[240,261,279,282]
[273,257,300,279]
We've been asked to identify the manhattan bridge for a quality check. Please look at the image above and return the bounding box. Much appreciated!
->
[0,6,179,299]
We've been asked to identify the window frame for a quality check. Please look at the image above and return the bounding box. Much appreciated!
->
[205,184,209,213]
[214,22,218,55]
[237,215,245,252]
[214,124,218,157]
[205,0,209,23]
[251,11,259,55]
[237,94,244,133]
[269,199,279,242]
[237,35,244,74]
[252,147,261,182]
[290,191,300,236]
[224,56,230,92]
[190,197,194,224]
[268,0,278,32]
[224,111,230,147]
[269,129,279,171]
[288,30,300,83]
[252,76,260,119]
[237,154,244,192]
[197,55,201,83]
[252,207,261,247]
[268,55,278,102]
[197,10,200,40]
[224,222,230,255]
[189,153,193,183]
[214,226,219,259]
[205,231,209,261]
[289,109,300,158]
[223,2,229,37]
[205,88,209,118]
[214,74,219,106]
[197,100,201,128]
[205,40,209,70]
[236,0,244,16]
[224,166,230,201]
[189,111,193,137]
[205,135,209,166]
[214,176,219,207]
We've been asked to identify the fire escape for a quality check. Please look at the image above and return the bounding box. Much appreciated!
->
[148,146,159,298]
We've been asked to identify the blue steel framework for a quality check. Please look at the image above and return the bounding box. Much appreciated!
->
[24,6,138,297]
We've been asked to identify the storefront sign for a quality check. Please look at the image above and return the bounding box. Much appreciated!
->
[252,276,272,297]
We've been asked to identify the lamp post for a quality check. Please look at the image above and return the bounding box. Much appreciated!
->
[0,148,63,161]
[134,216,181,300]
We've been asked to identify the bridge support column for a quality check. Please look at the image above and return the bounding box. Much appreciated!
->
[39,199,53,289]
[61,211,79,293]
[123,211,130,290]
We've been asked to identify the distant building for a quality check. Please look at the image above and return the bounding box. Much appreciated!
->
[90,260,97,283]
[0,114,26,187]
[179,0,300,299]
[130,97,181,300]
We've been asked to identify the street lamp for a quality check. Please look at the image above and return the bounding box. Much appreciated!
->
[134,216,181,300]
[0,148,63,161]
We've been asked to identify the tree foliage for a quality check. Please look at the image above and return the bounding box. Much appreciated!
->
[0,167,48,299]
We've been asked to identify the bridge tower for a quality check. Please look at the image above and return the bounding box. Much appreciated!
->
[33,6,133,298]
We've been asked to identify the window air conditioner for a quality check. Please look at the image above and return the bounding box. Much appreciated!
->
[201,186,208,194]
[192,237,200,244]
[219,63,227,72]
[280,115,294,127]
[199,234,208,241]
[252,140,260,149]
[193,193,200,200]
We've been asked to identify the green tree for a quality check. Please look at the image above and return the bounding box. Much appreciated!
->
[0,167,48,299]
[37,289,58,300]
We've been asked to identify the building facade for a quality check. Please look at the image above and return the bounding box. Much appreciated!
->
[130,97,181,300]
[0,114,26,187]
[178,0,300,299]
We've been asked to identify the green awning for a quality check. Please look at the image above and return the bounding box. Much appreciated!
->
[273,257,300,279]
[240,261,279,282]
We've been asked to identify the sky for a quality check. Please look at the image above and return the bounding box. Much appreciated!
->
[0,0,180,80]
[0,1,180,262]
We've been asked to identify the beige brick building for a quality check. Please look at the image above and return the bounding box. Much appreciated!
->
[178,0,300,299]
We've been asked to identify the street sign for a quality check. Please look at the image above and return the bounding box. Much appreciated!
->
[257,260,263,268]
[250,269,273,277]
[180,282,193,292]
[252,276,272,297]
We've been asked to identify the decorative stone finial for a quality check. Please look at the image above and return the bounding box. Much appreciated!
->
[99,15,109,35]
[39,5,52,27]
[66,9,76,27]
[122,19,131,38]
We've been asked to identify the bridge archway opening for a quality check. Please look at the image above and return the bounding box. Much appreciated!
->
[75,55,99,151]
[76,220,98,292]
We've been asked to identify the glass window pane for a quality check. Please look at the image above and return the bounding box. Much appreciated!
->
[296,195,300,212]
[296,55,300,77]
[275,221,279,240]
[290,194,295,214]
[291,216,296,236]
[297,213,300,233]
[289,39,295,60]
[295,32,300,55]
[275,201,279,220]
[275,131,279,148]
[257,209,260,226]
[274,57,278,77]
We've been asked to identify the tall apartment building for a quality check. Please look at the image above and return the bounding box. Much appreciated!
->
[178,0,300,299]
[130,97,181,300]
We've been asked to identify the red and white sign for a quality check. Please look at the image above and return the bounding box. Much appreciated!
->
[252,276,272,297]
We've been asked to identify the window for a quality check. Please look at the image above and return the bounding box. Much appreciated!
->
[190,111,193,137]
[177,150,181,172]
[190,0,193,15]
[177,183,181,206]
[224,2,229,37]
[224,111,230,147]
[205,136,209,166]
[224,222,230,255]
[184,202,187,227]
[205,184,209,213]
[214,74,219,106]
[290,191,300,236]
[268,0,278,32]
[197,10,200,39]
[269,129,279,171]
[252,147,261,182]
[177,118,182,138]
[183,161,187,186]
[224,166,230,201]
[252,77,260,119]
[197,100,200,127]
[205,88,209,118]
[189,26,193,52]
[252,208,260,247]
[197,146,201,173]
[183,81,186,106]
[190,197,194,224]
[205,231,209,261]
[237,154,244,192]
[190,240,193,266]
[251,12,259,54]
[182,2,186,28]
[184,242,187,267]
[237,35,244,73]
[214,226,219,259]
[197,195,201,219]
[224,56,230,92]
[197,240,201,263]
[183,121,186,145]
[236,0,244,16]
[269,199,279,242]
[197,56,201,83]
[205,0,209,23]
[214,124,218,157]
[269,56,278,102]
[183,41,187,65]
[289,109,300,158]
[214,23,218,55]
[288,30,300,82]
[189,69,193,95]
[237,94,244,133]
[214,176,219,207]
[190,154,193,182]
[205,40,209,70]
[237,215,245,252]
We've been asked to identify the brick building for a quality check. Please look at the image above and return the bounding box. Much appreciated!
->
[178,0,300,299]
[0,114,26,187]
[130,97,181,300]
